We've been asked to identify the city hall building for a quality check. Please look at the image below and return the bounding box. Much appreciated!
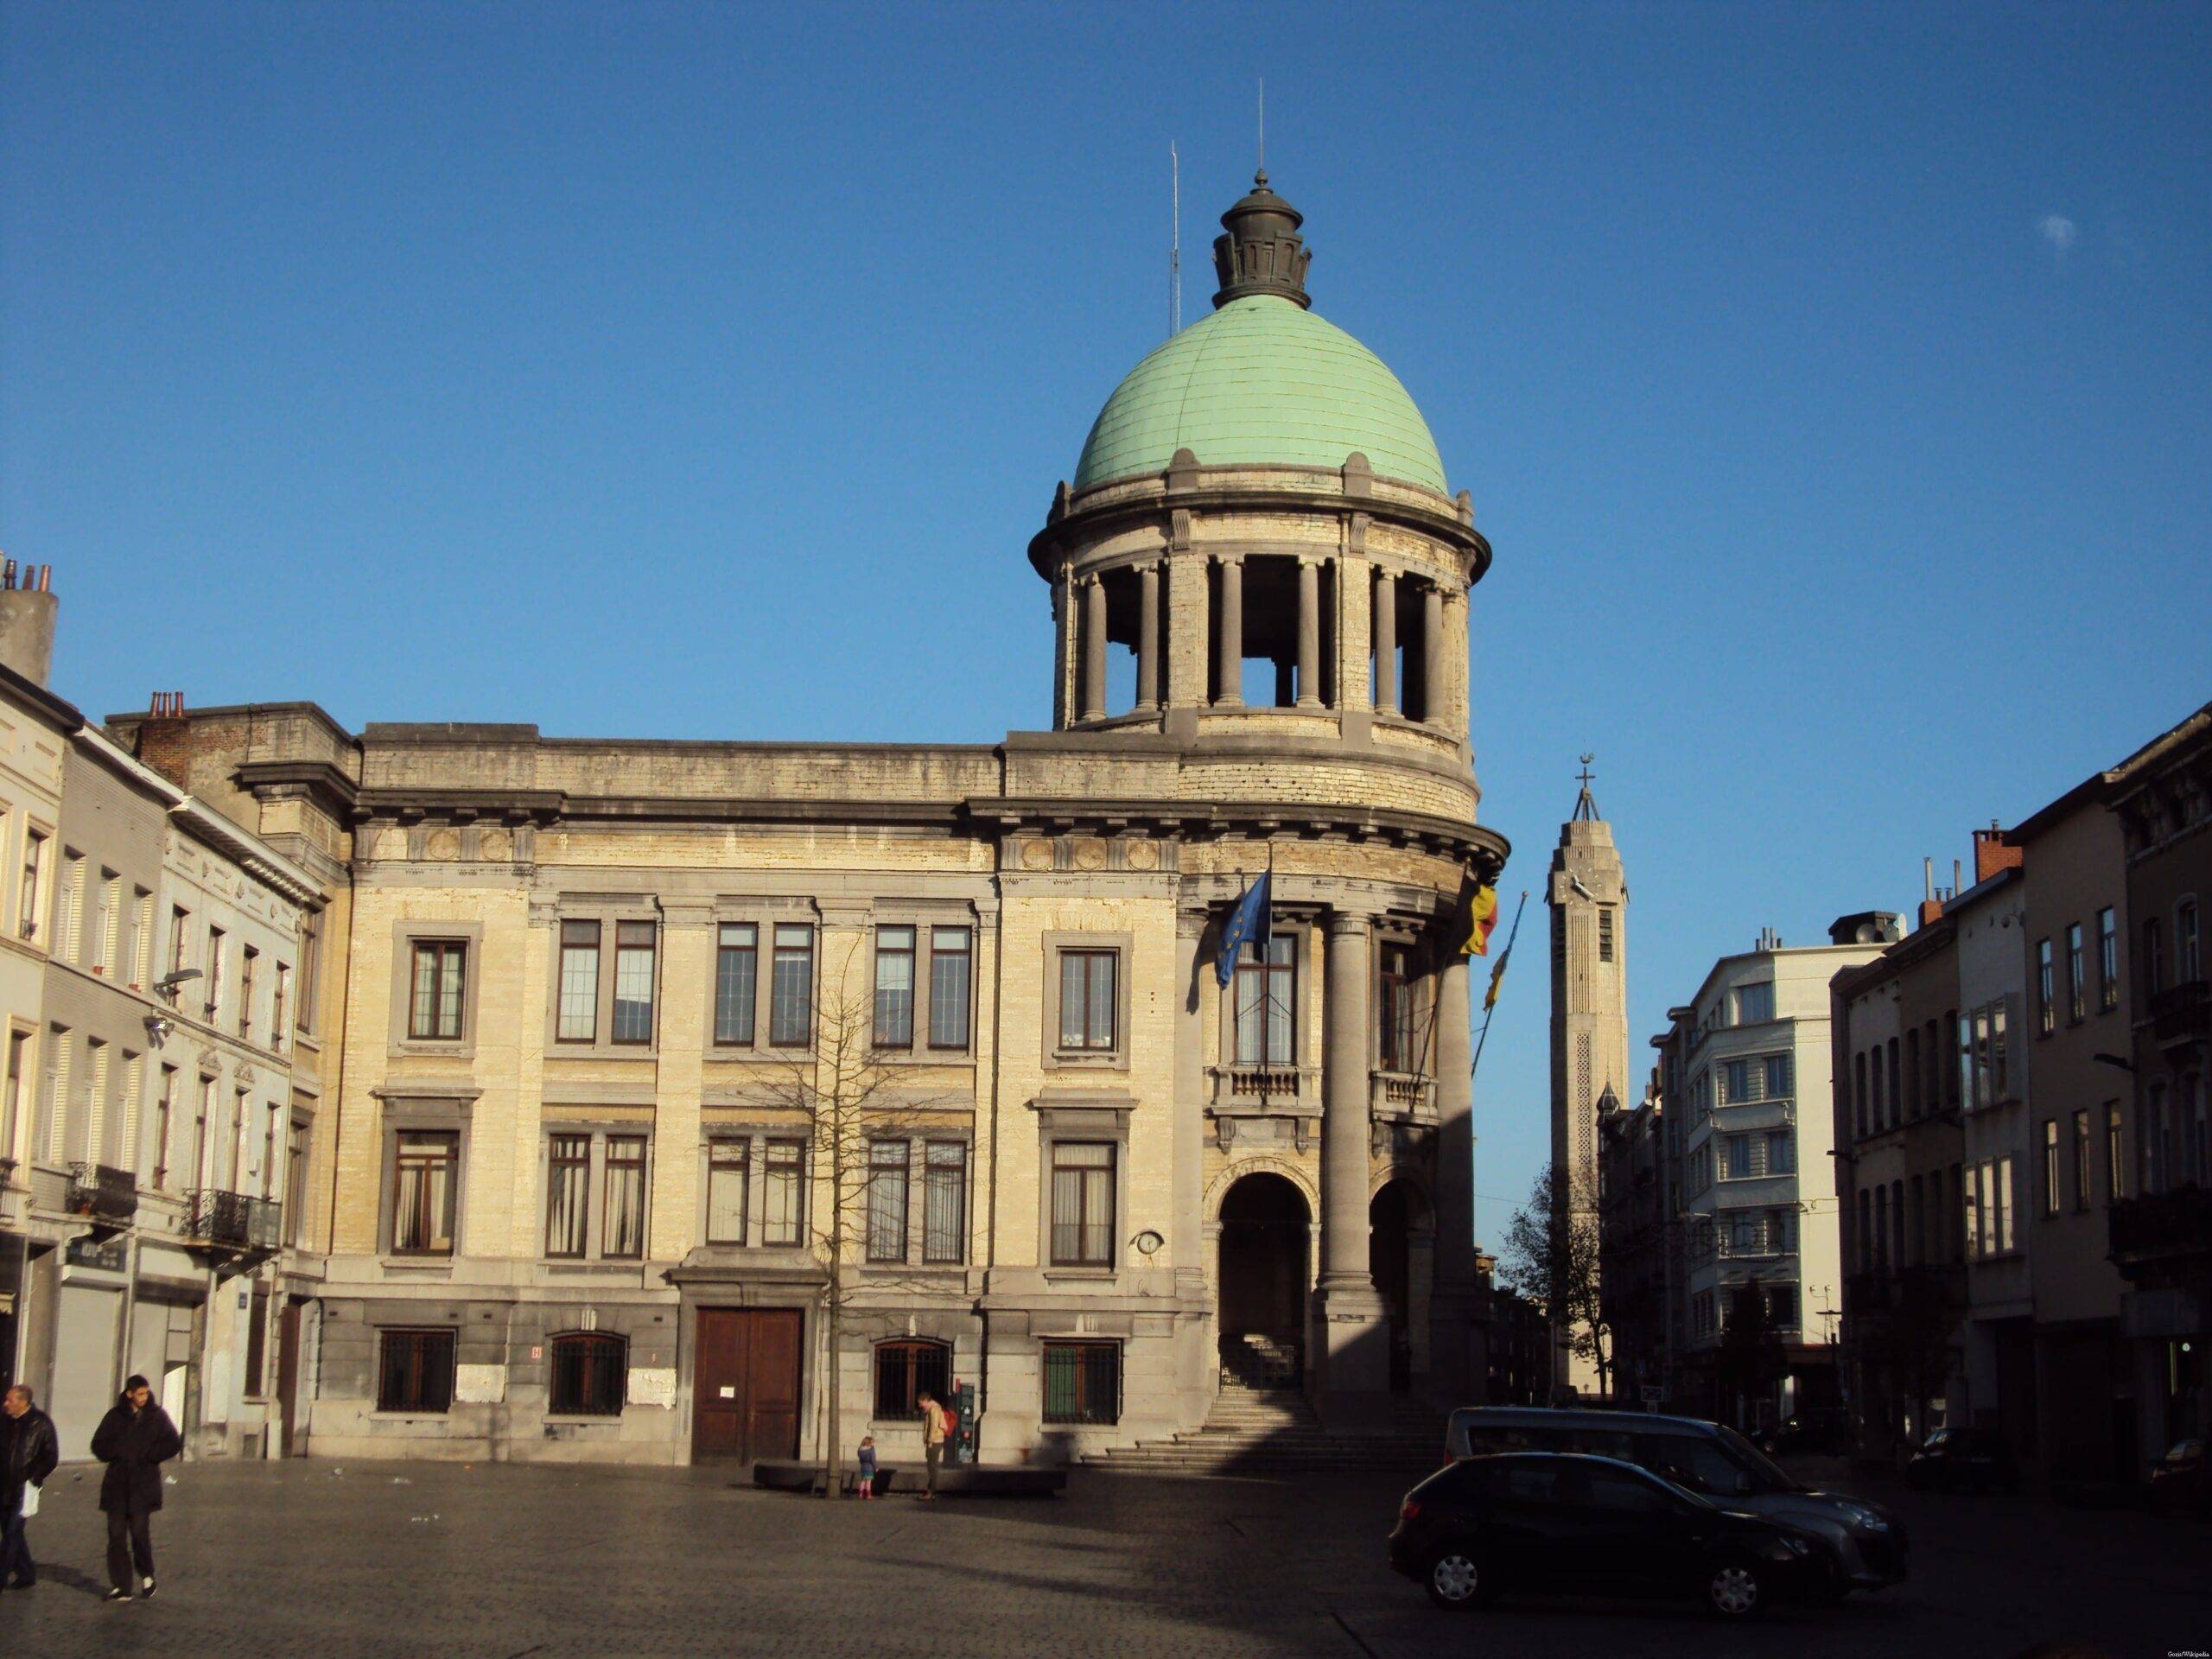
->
[104,175,1509,1466]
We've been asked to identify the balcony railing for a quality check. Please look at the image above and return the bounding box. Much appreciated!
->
[2108,1184,2212,1270]
[67,1162,139,1227]
[2148,980,2209,1050]
[185,1188,283,1251]
[1370,1071,1435,1116]
[1207,1064,1314,1106]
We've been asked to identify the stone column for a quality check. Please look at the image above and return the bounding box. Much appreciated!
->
[1214,556,1243,707]
[1373,569,1398,715]
[1081,573,1108,721]
[1136,561,1161,712]
[1173,904,1213,1430]
[1427,949,1482,1403]
[1422,582,1446,725]
[1296,557,1322,708]
[1319,908,1390,1431]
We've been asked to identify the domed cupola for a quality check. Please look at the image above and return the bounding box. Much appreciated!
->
[1029,174,1491,788]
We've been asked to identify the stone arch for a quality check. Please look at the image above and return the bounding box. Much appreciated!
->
[1369,1173,1436,1395]
[1213,1167,1315,1382]
[1205,1154,1320,1224]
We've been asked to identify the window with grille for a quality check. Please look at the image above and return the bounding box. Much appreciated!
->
[874,926,915,1047]
[762,1139,804,1244]
[549,1332,626,1417]
[873,1339,950,1421]
[392,1130,458,1255]
[770,925,814,1046]
[928,927,971,1049]
[603,1135,647,1257]
[611,922,657,1044]
[923,1141,967,1263]
[715,924,757,1046]
[1058,950,1117,1052]
[1041,1339,1120,1425]
[378,1328,454,1414]
[1049,1141,1115,1266]
[408,940,467,1040]
[707,1139,749,1243]
[866,1140,910,1262]
[557,921,601,1041]
[546,1133,590,1257]
[1233,935,1294,1065]
[1598,906,1614,963]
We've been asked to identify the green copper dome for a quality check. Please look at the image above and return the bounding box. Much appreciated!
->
[1072,295,1448,495]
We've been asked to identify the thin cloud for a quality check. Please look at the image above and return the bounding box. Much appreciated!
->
[2038,214,2078,255]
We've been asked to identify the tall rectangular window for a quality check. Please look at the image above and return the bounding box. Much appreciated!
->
[603,1135,646,1257]
[1722,1058,1750,1103]
[2037,938,2055,1034]
[2067,923,2085,1022]
[391,1130,458,1255]
[54,853,79,960]
[1,1029,25,1166]
[866,1140,910,1262]
[1991,1000,2009,1100]
[1598,907,1615,963]
[2144,918,2164,995]
[714,924,757,1046]
[92,869,118,973]
[245,1287,270,1398]
[706,1140,749,1243]
[1972,1009,1992,1109]
[17,829,44,938]
[287,1116,310,1245]
[873,926,916,1047]
[1997,1156,2015,1252]
[762,1139,804,1244]
[1904,1028,1921,1117]
[927,926,971,1049]
[557,920,601,1042]
[407,940,466,1040]
[2098,906,2119,1011]
[1734,982,1773,1024]
[1377,944,1414,1071]
[205,925,226,1019]
[239,945,259,1039]
[296,916,318,1033]
[2107,1104,2126,1202]
[545,1133,591,1257]
[1887,1039,1901,1127]
[2182,902,2202,982]
[611,922,657,1045]
[924,1141,967,1264]
[2042,1120,2061,1217]
[1233,935,1295,1065]
[168,906,190,979]
[1764,1053,1791,1101]
[2072,1109,2091,1212]
[1058,949,1117,1052]
[1764,1129,1794,1174]
[1724,1135,1752,1179]
[1049,1141,1115,1266]
[271,963,289,1049]
[769,925,814,1047]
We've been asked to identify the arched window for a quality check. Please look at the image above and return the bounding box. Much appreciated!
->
[872,1339,950,1421]
[549,1332,626,1417]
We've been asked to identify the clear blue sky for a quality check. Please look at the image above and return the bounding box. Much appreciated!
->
[6,3,2208,1245]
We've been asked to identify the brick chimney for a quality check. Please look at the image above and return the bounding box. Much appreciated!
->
[0,560,58,686]
[132,690,194,788]
[1974,823,2022,883]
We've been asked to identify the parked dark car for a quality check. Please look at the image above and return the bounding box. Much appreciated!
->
[1388,1452,1829,1619]
[1905,1427,2021,1493]
[2146,1439,2208,1518]
[1758,1409,1849,1457]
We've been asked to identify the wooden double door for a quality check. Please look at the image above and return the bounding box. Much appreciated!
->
[692,1308,802,1462]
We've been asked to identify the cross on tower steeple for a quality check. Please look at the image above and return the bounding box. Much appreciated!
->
[1571,753,1600,822]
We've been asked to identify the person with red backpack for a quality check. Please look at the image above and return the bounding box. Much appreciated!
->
[916,1390,953,1498]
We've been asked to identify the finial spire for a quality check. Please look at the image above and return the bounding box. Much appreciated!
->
[1572,753,1601,821]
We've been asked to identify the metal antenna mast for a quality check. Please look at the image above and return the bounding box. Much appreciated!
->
[1170,141,1181,336]
[1258,77,1265,173]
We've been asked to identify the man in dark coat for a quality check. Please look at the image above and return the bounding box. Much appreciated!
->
[1,1382,59,1590]
[89,1374,181,1602]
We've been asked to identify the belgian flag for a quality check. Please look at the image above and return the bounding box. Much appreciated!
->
[1437,869,1499,959]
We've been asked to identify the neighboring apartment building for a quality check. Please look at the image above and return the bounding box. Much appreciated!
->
[2105,701,2210,1465]
[95,176,1509,1468]
[1596,1083,1668,1402]
[1664,917,1892,1429]
[0,563,72,1397]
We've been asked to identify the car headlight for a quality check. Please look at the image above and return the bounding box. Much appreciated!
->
[1841,1504,1891,1532]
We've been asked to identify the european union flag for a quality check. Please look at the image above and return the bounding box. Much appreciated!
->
[1214,871,1271,988]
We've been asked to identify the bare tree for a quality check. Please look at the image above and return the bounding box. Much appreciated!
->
[753,933,954,1497]
[1497,1163,1613,1397]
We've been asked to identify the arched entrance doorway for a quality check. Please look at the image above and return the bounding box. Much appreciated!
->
[1370,1179,1429,1394]
[1217,1173,1310,1384]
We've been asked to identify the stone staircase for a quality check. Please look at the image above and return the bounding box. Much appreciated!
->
[1080,1338,1451,1479]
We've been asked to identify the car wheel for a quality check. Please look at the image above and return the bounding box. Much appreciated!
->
[1426,1549,1488,1610]
[1707,1560,1764,1620]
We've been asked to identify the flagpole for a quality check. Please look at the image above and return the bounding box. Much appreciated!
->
[1469,888,1529,1085]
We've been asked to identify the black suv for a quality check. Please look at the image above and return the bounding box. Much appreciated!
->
[1388,1452,1828,1619]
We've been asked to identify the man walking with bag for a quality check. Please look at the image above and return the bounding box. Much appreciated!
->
[1,1383,58,1592]
[90,1374,181,1603]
